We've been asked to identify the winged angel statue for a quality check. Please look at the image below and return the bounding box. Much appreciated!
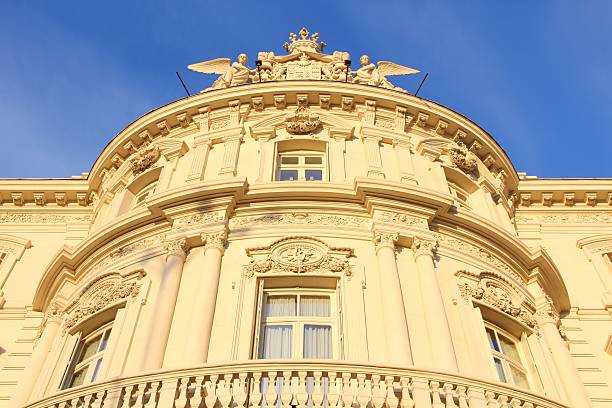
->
[188,54,255,90]
[352,55,419,89]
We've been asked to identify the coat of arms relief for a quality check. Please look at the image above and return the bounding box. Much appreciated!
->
[188,27,419,93]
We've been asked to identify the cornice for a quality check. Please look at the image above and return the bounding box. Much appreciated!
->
[0,179,90,207]
[517,178,612,208]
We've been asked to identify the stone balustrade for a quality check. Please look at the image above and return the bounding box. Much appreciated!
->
[25,361,568,408]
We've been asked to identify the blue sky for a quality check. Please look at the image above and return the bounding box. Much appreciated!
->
[1,1,610,178]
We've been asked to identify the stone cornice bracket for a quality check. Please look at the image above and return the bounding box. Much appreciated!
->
[201,230,228,253]
[534,294,560,326]
[195,106,210,132]
[411,236,438,260]
[373,230,399,253]
[163,238,189,261]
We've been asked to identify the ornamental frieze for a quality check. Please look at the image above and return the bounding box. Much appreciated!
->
[376,211,428,228]
[515,212,612,224]
[0,213,91,224]
[229,213,369,229]
[244,253,351,278]
[173,211,225,229]
[88,233,164,274]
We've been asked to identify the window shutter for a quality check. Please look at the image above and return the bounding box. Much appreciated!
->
[252,279,265,359]
[59,332,81,390]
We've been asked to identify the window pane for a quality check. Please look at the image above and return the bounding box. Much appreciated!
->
[510,365,529,389]
[70,367,87,388]
[279,170,298,181]
[303,325,332,359]
[300,296,331,317]
[91,358,103,382]
[305,156,322,164]
[493,357,507,383]
[99,330,111,352]
[261,325,292,359]
[281,156,299,165]
[305,169,323,181]
[498,334,520,362]
[486,328,500,352]
[79,335,102,363]
[264,295,297,317]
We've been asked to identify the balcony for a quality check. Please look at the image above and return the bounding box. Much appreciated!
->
[26,361,568,408]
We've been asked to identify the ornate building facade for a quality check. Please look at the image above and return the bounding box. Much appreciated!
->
[0,29,610,408]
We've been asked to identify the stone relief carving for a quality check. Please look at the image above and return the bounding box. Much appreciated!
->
[173,211,225,229]
[88,233,165,274]
[372,231,399,250]
[377,211,428,228]
[448,141,478,174]
[411,237,438,258]
[64,275,142,329]
[202,230,228,251]
[229,213,369,229]
[435,233,524,283]
[285,106,321,134]
[187,27,419,93]
[164,238,189,259]
[0,213,91,224]
[457,271,536,328]
[534,294,560,326]
[0,245,17,255]
[129,142,161,175]
[515,213,612,224]
[244,236,352,278]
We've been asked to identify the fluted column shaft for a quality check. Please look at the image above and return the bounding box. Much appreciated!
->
[412,238,458,371]
[183,231,227,364]
[537,310,592,408]
[373,231,412,364]
[140,238,188,371]
[12,313,61,406]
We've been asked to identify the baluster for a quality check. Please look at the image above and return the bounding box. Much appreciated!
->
[384,376,398,408]
[522,403,534,408]
[398,377,414,408]
[328,372,340,408]
[146,381,163,408]
[191,376,206,408]
[82,393,96,408]
[264,373,277,408]
[90,390,106,408]
[176,377,192,408]
[129,383,141,407]
[509,399,523,408]
[371,375,385,408]
[496,395,508,408]
[341,373,353,408]
[430,382,444,408]
[313,371,324,408]
[59,398,74,408]
[283,371,294,408]
[234,373,249,408]
[296,371,309,408]
[485,391,500,408]
[356,373,370,408]
[250,372,263,408]
[205,375,220,408]
[442,384,457,408]
[218,375,233,408]
[455,387,468,408]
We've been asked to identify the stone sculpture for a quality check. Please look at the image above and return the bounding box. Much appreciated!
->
[188,54,255,90]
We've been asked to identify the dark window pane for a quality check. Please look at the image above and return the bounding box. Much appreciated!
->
[281,156,299,165]
[494,358,507,383]
[305,170,322,181]
[486,328,500,352]
[70,367,87,387]
[305,156,322,165]
[279,170,298,181]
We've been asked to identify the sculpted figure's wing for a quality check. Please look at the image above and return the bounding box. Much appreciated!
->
[187,58,231,74]
[377,61,420,77]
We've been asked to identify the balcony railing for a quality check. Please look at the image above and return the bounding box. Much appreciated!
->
[26,361,568,408]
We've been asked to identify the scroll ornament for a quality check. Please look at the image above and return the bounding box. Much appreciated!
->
[285,106,321,134]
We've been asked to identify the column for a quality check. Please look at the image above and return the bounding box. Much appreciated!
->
[186,136,212,182]
[218,134,243,177]
[362,135,385,178]
[412,237,458,371]
[392,138,417,184]
[140,238,189,371]
[329,128,351,183]
[183,230,227,364]
[536,303,593,408]
[12,310,62,406]
[373,231,412,364]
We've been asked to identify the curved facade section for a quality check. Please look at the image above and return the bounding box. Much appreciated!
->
[0,29,609,408]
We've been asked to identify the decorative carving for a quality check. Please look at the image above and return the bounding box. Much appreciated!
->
[458,274,536,328]
[188,54,255,90]
[33,193,45,206]
[586,193,598,206]
[542,193,553,206]
[244,252,351,278]
[373,231,399,250]
[341,96,354,111]
[176,112,191,128]
[564,193,575,206]
[319,94,331,109]
[468,141,482,152]
[515,212,612,224]
[64,276,140,329]
[534,295,559,326]
[377,211,428,228]
[11,193,23,206]
[435,120,448,136]
[88,234,164,274]
[448,141,478,173]
[273,94,286,109]
[352,55,418,90]
[129,142,161,175]
[76,193,89,206]
[156,120,170,135]
[411,237,437,259]
[284,106,321,134]
[251,96,264,111]
[482,154,495,168]
[210,119,231,130]
[520,193,531,207]
[164,238,189,259]
[0,213,91,224]
[173,211,225,229]
[229,213,368,229]
[202,230,227,251]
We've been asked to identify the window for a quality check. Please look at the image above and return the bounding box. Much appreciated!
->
[276,152,326,182]
[61,323,113,389]
[258,289,337,359]
[448,182,470,209]
[134,181,157,207]
[485,325,530,389]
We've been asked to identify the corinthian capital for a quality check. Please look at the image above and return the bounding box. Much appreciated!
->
[534,295,559,326]
[164,238,189,260]
[411,237,438,259]
[202,230,227,252]
[373,231,399,252]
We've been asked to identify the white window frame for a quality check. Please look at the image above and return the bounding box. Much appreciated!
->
[61,322,113,389]
[256,287,339,359]
[485,323,531,389]
[276,150,327,182]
